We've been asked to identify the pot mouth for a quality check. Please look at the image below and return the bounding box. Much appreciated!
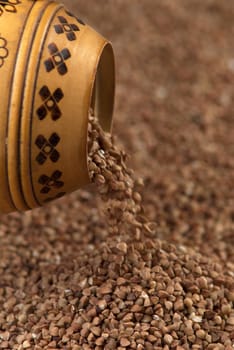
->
[90,42,115,133]
[87,41,115,182]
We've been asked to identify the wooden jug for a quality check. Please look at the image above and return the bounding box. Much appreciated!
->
[0,0,115,213]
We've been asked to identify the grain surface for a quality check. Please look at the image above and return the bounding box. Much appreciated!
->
[0,0,233,348]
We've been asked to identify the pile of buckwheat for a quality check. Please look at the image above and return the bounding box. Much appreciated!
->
[0,0,233,347]
[0,115,232,349]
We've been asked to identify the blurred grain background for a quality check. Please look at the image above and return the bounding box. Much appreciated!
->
[61,0,234,262]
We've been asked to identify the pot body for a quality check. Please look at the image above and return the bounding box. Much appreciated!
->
[0,0,115,213]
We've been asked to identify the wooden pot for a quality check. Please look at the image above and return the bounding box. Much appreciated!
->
[0,0,115,213]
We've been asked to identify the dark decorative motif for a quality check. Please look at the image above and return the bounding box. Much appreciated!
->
[44,43,71,75]
[0,37,8,68]
[0,0,21,16]
[37,85,64,121]
[35,133,60,165]
[54,16,80,41]
[44,192,66,203]
[65,10,85,26]
[38,170,64,194]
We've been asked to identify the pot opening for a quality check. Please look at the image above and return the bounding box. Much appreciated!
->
[90,42,115,133]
